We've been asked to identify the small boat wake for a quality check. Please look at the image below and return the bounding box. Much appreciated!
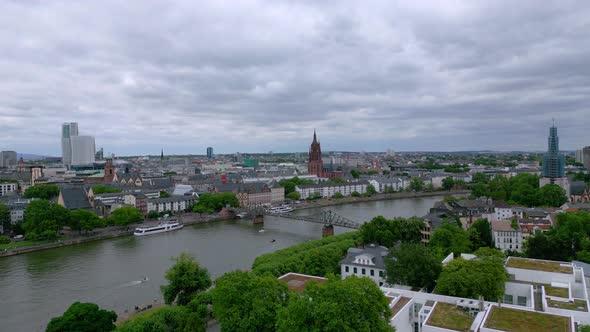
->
[118,277,149,288]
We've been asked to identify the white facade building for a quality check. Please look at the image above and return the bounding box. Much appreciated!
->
[0,183,17,196]
[368,177,409,193]
[491,220,522,252]
[61,122,79,167]
[296,181,369,199]
[340,245,388,286]
[146,196,197,213]
[70,135,96,166]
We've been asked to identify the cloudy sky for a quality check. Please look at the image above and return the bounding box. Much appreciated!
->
[1,0,589,156]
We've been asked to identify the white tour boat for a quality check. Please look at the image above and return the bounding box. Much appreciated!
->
[134,220,183,236]
[267,204,294,214]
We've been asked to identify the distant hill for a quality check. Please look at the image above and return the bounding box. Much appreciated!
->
[17,153,58,161]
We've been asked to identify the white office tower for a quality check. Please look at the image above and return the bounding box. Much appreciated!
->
[61,122,79,166]
[70,136,96,165]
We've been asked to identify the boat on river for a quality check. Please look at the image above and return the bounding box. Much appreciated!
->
[134,220,183,236]
[267,204,294,214]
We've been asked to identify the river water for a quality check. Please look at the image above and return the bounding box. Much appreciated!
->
[0,195,445,331]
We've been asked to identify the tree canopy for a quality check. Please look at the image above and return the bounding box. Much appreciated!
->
[409,177,424,191]
[436,249,507,301]
[429,221,471,256]
[278,177,314,195]
[109,206,143,226]
[192,192,239,214]
[468,218,493,250]
[91,185,122,195]
[0,202,11,234]
[385,243,442,291]
[161,253,212,305]
[46,302,117,332]
[117,306,204,332]
[213,271,288,332]
[24,184,60,200]
[23,200,72,240]
[275,276,394,332]
[69,209,103,233]
[358,215,424,247]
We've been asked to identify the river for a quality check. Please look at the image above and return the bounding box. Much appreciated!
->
[0,195,446,331]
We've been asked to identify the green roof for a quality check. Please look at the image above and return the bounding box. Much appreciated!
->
[427,303,474,332]
[484,306,572,332]
[506,257,573,274]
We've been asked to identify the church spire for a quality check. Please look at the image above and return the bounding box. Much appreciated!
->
[313,129,317,143]
[161,149,164,161]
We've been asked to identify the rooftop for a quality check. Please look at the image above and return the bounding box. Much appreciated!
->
[278,273,327,293]
[506,257,573,274]
[426,302,474,332]
[546,298,588,312]
[483,306,572,332]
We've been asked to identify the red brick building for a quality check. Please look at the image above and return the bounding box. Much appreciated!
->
[307,130,343,179]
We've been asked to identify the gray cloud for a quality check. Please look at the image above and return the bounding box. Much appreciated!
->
[0,0,589,156]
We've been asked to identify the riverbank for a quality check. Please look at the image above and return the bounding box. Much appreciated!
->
[293,189,470,211]
[0,214,227,258]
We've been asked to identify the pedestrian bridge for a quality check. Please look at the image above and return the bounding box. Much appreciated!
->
[265,209,362,229]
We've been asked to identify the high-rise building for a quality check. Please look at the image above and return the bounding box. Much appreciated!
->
[61,122,79,166]
[584,146,590,171]
[70,136,96,165]
[0,151,17,168]
[542,124,565,178]
[207,147,214,159]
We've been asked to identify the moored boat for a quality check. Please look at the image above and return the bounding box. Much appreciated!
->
[134,220,183,236]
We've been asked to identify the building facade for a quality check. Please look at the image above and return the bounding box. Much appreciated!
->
[492,220,522,252]
[61,122,79,167]
[0,182,17,196]
[340,244,388,286]
[296,181,369,199]
[542,124,565,179]
[70,135,96,166]
[0,151,17,168]
[584,146,590,171]
[307,131,343,179]
[146,196,197,213]
[206,147,214,159]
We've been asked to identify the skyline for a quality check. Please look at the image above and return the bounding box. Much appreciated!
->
[1,0,590,155]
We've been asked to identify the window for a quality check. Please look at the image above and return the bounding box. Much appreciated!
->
[503,294,514,304]
[379,271,384,277]
[353,267,357,274]
[370,269,374,276]
[517,296,527,306]
[345,266,349,273]
[362,268,366,275]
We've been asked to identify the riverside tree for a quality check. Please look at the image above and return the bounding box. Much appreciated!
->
[161,253,212,305]
[23,200,71,240]
[358,215,424,247]
[46,302,117,332]
[109,206,143,226]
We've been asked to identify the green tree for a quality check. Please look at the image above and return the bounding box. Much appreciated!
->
[278,177,314,195]
[286,191,301,201]
[442,177,455,191]
[46,302,116,332]
[409,177,424,192]
[194,192,239,213]
[329,178,346,184]
[213,271,288,332]
[159,191,171,198]
[350,169,361,179]
[358,216,424,247]
[429,221,472,256]
[351,191,361,197]
[117,306,193,332]
[366,184,377,196]
[332,192,344,199]
[472,173,490,184]
[385,243,441,291]
[70,209,102,233]
[91,185,122,195]
[0,202,11,234]
[110,206,143,226]
[436,253,508,301]
[23,200,71,240]
[469,218,493,250]
[276,276,394,332]
[537,184,567,207]
[24,184,60,200]
[161,253,212,305]
[147,211,160,219]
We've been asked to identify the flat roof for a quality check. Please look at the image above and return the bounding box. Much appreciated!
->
[278,273,327,292]
[390,297,411,318]
[427,302,474,332]
[506,257,573,274]
[484,306,572,332]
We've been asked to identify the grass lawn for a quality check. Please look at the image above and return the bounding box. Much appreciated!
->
[545,285,569,298]
[506,257,572,274]
[427,302,473,332]
[485,306,572,332]
[0,240,52,250]
[546,299,588,312]
[116,304,165,325]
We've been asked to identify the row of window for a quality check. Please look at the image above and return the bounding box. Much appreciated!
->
[344,265,384,278]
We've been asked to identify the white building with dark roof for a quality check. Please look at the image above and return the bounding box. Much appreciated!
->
[296,181,369,199]
[340,244,388,286]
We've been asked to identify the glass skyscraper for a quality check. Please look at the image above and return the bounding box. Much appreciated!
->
[542,124,565,178]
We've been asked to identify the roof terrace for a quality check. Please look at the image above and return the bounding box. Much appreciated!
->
[483,306,572,332]
[506,257,573,274]
[426,302,474,332]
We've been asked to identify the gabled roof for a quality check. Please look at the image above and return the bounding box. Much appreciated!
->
[60,187,92,210]
[340,244,389,269]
